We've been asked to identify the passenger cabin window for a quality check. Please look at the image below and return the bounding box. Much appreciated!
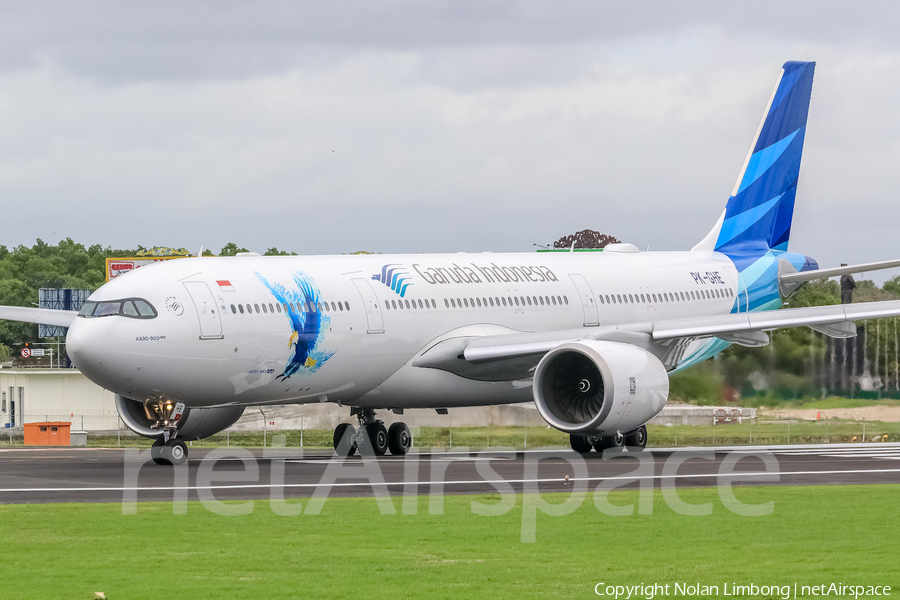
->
[78,299,158,319]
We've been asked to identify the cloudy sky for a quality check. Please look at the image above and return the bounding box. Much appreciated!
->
[1,1,898,279]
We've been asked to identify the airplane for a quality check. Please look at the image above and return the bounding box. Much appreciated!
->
[3,60,900,466]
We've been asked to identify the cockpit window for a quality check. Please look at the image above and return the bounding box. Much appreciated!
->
[122,301,139,317]
[134,300,155,317]
[95,302,121,317]
[77,298,158,319]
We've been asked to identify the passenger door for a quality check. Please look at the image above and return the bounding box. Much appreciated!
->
[352,278,385,334]
[569,274,600,326]
[183,281,224,339]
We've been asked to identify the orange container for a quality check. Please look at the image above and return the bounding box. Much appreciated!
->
[24,422,71,446]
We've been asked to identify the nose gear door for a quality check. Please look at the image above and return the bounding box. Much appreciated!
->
[183,281,224,339]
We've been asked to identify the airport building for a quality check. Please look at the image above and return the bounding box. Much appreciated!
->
[0,368,119,431]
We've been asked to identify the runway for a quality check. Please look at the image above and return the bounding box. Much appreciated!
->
[1,443,900,505]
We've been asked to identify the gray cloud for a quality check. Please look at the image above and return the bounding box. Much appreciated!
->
[1,2,899,281]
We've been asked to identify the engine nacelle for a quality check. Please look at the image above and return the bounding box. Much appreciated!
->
[115,395,245,441]
[533,340,669,435]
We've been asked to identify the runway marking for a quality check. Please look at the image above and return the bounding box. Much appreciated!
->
[283,456,516,464]
[1,467,899,494]
[769,447,900,461]
[0,442,897,455]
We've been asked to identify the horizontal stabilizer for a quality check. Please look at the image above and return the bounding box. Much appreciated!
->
[0,306,79,328]
[780,258,900,285]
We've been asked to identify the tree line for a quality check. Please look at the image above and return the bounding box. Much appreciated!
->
[2,238,899,406]
[0,239,296,354]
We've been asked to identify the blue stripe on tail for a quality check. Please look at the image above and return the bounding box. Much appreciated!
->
[712,61,819,312]
[716,61,815,257]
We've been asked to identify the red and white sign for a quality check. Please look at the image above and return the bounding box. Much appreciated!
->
[20,348,31,358]
[217,280,235,292]
[105,257,185,282]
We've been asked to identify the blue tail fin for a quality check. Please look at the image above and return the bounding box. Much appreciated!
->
[696,61,816,261]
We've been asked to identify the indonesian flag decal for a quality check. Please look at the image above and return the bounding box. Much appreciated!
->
[217,280,235,292]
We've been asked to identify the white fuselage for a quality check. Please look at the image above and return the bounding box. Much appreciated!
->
[65,249,739,410]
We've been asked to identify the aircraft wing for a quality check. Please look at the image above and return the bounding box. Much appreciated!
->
[0,305,79,328]
[649,300,900,341]
[460,300,900,364]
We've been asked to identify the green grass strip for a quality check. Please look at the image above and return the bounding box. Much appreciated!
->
[0,485,897,599]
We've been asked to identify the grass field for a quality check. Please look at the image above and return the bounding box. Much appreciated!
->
[0,485,897,599]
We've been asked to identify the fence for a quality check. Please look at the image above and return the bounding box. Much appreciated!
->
[1,417,896,449]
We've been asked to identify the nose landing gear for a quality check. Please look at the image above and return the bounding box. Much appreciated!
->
[151,438,188,466]
[144,399,189,466]
[332,409,413,457]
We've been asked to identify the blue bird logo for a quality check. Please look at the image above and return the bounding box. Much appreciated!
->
[256,271,334,380]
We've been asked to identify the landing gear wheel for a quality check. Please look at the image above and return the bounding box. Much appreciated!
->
[388,422,412,456]
[625,425,647,451]
[569,434,594,454]
[594,431,625,453]
[359,422,389,456]
[333,423,358,457]
[151,439,170,465]
[165,439,188,466]
[150,439,188,465]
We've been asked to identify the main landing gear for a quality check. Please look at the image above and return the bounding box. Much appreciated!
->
[569,424,647,454]
[333,408,413,457]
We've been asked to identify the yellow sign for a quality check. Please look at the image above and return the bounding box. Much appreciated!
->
[134,247,192,258]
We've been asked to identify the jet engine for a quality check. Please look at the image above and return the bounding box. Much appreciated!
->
[533,340,669,435]
[115,395,245,441]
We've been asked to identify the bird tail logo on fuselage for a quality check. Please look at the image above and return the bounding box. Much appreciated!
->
[372,264,413,297]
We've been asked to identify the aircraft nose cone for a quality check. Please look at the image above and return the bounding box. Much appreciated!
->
[66,319,111,382]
